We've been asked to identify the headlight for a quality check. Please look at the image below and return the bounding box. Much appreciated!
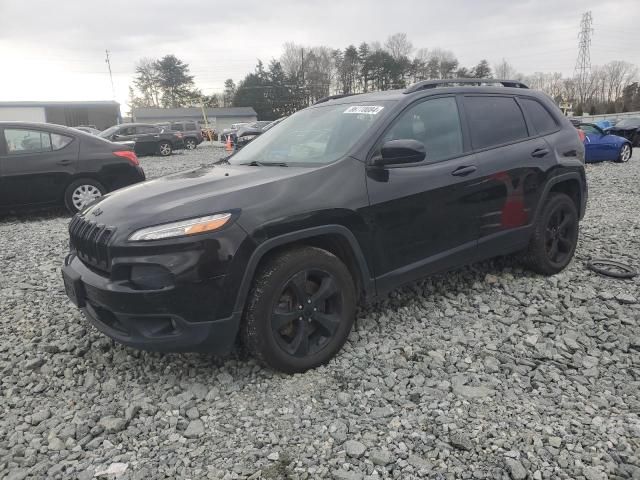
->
[129,213,232,241]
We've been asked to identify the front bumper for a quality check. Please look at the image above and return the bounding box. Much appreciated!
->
[62,254,240,354]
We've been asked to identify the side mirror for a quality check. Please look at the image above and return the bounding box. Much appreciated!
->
[373,139,426,167]
[112,134,120,141]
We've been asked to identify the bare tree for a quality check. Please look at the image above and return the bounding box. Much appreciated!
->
[384,33,413,60]
[603,61,638,103]
[493,59,521,80]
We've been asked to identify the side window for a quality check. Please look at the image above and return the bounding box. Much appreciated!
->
[136,126,158,134]
[382,96,463,162]
[119,126,135,136]
[3,129,52,155]
[51,133,73,150]
[578,124,600,135]
[464,96,528,150]
[171,123,184,131]
[520,98,558,135]
[185,123,197,131]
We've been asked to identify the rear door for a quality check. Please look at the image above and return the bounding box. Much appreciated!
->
[0,127,78,207]
[134,125,160,155]
[461,95,557,256]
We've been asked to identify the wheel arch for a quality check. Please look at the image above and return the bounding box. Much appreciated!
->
[232,225,375,315]
[536,173,586,221]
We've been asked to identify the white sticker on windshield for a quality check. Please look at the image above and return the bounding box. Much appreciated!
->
[343,105,384,115]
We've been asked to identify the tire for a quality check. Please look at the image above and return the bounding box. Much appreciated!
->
[64,178,106,214]
[520,192,579,275]
[242,246,357,373]
[616,143,632,163]
[185,138,197,150]
[158,141,172,156]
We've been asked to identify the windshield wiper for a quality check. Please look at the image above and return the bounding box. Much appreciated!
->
[243,160,288,167]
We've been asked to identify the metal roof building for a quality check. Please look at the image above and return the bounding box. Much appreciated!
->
[0,101,121,130]
[132,107,258,131]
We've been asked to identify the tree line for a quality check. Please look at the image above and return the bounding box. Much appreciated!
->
[128,33,640,120]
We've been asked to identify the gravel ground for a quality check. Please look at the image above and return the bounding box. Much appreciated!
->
[1,143,639,480]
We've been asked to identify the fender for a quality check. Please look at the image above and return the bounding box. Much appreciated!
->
[533,171,587,222]
[232,225,375,315]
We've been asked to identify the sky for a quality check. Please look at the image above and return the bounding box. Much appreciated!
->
[0,0,638,112]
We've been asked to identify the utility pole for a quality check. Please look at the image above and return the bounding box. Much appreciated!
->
[105,49,115,100]
[573,11,593,108]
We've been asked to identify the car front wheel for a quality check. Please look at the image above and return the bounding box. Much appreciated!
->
[242,246,356,373]
[185,138,197,150]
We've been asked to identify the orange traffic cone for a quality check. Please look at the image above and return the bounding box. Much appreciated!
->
[225,135,233,151]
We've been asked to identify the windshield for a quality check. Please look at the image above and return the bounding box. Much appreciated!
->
[99,126,118,138]
[615,118,640,128]
[229,101,392,166]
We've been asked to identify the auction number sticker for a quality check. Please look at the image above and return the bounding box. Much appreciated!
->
[343,105,384,115]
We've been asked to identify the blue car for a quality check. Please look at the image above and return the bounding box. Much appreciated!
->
[578,123,632,163]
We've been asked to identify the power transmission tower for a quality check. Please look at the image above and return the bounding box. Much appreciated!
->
[105,49,115,99]
[573,11,593,107]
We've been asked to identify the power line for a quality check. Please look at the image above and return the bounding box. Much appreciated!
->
[573,11,593,105]
[105,49,116,99]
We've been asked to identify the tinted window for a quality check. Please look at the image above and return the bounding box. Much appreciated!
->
[4,129,52,154]
[137,126,159,134]
[464,96,528,149]
[170,123,184,131]
[185,123,198,131]
[383,96,463,162]
[51,133,73,150]
[119,126,135,136]
[520,98,557,135]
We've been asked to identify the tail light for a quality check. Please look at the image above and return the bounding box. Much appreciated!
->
[577,129,586,143]
[113,150,139,166]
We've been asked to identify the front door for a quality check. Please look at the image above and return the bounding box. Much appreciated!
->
[134,125,161,155]
[364,95,480,293]
[0,127,78,207]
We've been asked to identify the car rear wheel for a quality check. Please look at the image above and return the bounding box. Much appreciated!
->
[242,246,356,373]
[185,138,197,150]
[64,178,106,214]
[158,141,172,156]
[617,143,632,163]
[520,193,579,275]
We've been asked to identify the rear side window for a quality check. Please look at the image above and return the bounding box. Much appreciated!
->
[4,129,52,154]
[171,123,184,131]
[185,123,197,131]
[383,96,464,162]
[520,98,558,135]
[464,96,528,150]
[51,133,73,150]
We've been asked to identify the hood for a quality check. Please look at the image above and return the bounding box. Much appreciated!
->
[82,163,312,234]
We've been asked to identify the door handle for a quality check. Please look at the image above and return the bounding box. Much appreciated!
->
[451,165,477,176]
[531,147,550,158]
[56,159,72,166]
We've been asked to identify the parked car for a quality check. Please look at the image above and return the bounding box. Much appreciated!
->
[221,122,251,145]
[99,123,185,156]
[606,117,640,146]
[74,126,101,135]
[157,121,203,150]
[0,122,145,214]
[578,123,632,163]
[62,79,587,373]
[235,119,284,149]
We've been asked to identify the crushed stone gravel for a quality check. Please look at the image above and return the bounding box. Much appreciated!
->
[1,143,639,479]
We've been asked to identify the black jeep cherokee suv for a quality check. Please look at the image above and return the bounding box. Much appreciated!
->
[62,79,587,373]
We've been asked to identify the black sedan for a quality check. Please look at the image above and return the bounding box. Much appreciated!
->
[99,123,185,156]
[607,117,640,147]
[0,122,145,214]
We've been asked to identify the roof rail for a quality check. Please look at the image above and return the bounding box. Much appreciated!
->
[404,78,529,94]
[314,93,358,105]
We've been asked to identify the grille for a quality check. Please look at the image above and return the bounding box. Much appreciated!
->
[69,215,115,271]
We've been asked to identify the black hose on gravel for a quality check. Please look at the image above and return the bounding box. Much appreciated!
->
[586,258,637,279]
